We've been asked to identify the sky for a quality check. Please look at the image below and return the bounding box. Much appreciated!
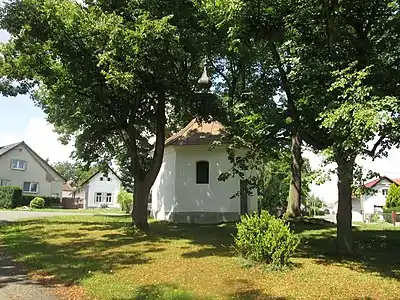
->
[0,29,74,163]
[2,29,400,203]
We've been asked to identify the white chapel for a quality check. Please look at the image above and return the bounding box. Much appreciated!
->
[150,118,258,224]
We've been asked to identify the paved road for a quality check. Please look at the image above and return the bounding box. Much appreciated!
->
[0,210,96,300]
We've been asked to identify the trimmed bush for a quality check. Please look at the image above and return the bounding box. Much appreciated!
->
[234,211,300,269]
[117,188,134,213]
[30,197,45,209]
[18,195,61,207]
[0,186,22,208]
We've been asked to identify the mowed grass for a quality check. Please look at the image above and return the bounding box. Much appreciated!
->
[1,216,400,300]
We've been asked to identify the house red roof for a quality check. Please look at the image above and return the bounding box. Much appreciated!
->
[364,176,400,188]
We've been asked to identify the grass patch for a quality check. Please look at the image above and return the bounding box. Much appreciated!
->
[11,207,127,214]
[1,216,400,299]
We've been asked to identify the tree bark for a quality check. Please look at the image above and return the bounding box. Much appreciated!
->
[286,132,302,217]
[131,91,166,231]
[132,179,151,231]
[336,155,355,255]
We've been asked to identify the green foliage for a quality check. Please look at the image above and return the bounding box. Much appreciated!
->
[52,161,100,187]
[234,211,300,269]
[0,186,22,208]
[385,184,400,208]
[383,206,400,213]
[30,197,45,209]
[19,195,60,208]
[0,0,212,228]
[117,188,134,213]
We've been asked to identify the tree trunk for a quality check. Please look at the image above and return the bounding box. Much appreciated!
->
[128,91,166,231]
[336,156,355,255]
[132,179,151,231]
[286,132,302,217]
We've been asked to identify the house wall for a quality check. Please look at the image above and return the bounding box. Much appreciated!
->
[151,147,176,220]
[164,145,257,223]
[352,198,363,222]
[0,144,63,198]
[85,172,121,208]
[363,179,392,215]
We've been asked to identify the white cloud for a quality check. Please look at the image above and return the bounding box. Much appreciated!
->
[0,118,74,164]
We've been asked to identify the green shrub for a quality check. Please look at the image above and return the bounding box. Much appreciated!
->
[383,206,400,213]
[19,195,60,207]
[0,186,22,208]
[30,197,45,209]
[117,188,133,213]
[234,211,300,269]
[385,184,400,208]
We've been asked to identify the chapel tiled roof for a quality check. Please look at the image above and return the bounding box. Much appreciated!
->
[165,118,225,146]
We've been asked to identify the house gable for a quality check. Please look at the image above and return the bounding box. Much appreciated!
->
[0,142,64,197]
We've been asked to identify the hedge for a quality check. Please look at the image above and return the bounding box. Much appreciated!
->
[0,186,22,208]
[383,206,400,213]
[19,195,61,207]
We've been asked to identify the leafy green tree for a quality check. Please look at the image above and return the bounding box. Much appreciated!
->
[207,0,400,254]
[52,161,98,187]
[257,153,318,215]
[0,0,208,230]
[118,188,134,213]
[385,184,400,208]
[52,161,76,184]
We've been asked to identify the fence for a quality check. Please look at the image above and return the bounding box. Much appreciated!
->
[364,212,400,225]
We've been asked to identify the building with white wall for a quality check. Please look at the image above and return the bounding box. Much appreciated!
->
[0,141,64,198]
[74,167,122,209]
[353,176,399,221]
[151,119,258,224]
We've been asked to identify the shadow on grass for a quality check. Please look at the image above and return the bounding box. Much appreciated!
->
[291,218,400,280]
[2,214,400,294]
[112,283,290,300]
[0,217,236,289]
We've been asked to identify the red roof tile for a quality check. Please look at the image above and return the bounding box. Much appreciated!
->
[364,176,400,188]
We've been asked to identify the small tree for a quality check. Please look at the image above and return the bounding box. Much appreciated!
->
[385,184,400,209]
[118,188,134,213]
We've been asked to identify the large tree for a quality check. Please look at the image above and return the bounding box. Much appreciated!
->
[0,0,207,229]
[207,0,400,254]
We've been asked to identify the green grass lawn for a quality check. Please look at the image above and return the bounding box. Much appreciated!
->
[10,207,127,214]
[1,216,400,300]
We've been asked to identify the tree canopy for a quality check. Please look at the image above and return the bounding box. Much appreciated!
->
[0,0,211,229]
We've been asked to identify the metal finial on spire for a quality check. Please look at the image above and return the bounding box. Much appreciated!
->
[198,59,212,90]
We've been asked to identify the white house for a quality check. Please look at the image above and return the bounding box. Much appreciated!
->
[0,141,65,198]
[151,119,258,224]
[353,176,399,221]
[74,168,122,209]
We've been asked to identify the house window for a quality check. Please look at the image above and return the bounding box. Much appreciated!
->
[100,177,104,181]
[382,189,388,196]
[23,182,38,193]
[106,193,112,203]
[196,161,209,184]
[11,159,26,170]
[374,205,383,213]
[95,192,102,202]
[107,177,111,182]
[0,179,11,186]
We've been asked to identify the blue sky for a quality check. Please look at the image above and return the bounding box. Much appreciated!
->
[2,29,400,203]
[0,29,74,163]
